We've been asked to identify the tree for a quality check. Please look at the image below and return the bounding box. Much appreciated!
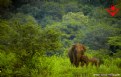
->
[0,13,62,76]
[82,19,118,50]
[51,12,89,47]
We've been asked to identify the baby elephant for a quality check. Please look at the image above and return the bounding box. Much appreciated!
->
[80,55,100,67]
[80,55,89,67]
[89,57,100,67]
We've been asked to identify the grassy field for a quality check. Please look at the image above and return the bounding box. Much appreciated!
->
[37,55,121,77]
[1,50,121,77]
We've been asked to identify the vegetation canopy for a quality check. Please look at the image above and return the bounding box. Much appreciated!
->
[0,0,121,77]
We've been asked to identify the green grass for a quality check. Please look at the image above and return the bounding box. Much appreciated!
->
[1,51,121,77]
[37,56,121,77]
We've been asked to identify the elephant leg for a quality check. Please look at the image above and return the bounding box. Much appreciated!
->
[73,53,78,67]
[81,62,85,67]
[76,59,80,67]
[72,50,77,67]
[75,54,80,67]
[70,57,73,64]
[95,62,99,67]
[86,62,89,67]
[72,53,76,66]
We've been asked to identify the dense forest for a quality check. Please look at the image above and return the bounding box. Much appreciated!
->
[0,0,121,77]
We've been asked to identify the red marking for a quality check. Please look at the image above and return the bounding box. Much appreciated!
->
[106,5,119,16]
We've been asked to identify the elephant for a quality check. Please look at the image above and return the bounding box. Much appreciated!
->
[89,57,100,67]
[68,43,86,67]
[80,55,89,67]
[79,55,100,67]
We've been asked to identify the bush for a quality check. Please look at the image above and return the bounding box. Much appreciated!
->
[0,50,16,77]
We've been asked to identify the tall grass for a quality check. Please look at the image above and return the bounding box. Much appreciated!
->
[37,56,121,77]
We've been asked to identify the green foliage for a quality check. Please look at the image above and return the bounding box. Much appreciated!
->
[0,13,62,77]
[0,13,62,53]
[64,1,80,13]
[0,0,121,77]
[57,12,89,47]
[82,21,117,49]
[17,4,40,18]
[0,50,17,77]
[35,56,121,77]
[51,11,119,50]
[108,35,121,46]
[113,50,121,58]
[86,49,110,59]
[41,26,62,51]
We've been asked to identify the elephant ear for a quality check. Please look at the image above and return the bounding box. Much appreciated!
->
[71,44,76,51]
[68,44,76,56]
